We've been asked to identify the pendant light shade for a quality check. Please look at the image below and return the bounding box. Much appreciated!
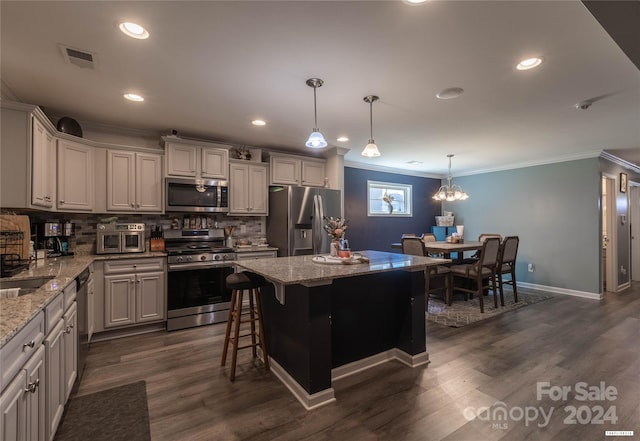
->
[361,95,381,157]
[432,154,469,201]
[305,78,328,149]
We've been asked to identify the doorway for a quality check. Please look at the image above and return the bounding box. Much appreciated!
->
[631,183,640,282]
[602,176,617,292]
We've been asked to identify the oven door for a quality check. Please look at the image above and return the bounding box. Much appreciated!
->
[167,264,234,312]
[97,232,121,254]
[121,231,145,253]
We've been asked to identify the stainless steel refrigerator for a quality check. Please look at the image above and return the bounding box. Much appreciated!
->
[266,186,342,256]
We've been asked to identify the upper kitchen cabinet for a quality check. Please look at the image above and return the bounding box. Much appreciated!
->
[106,150,163,213]
[228,160,268,216]
[57,138,94,212]
[269,153,326,187]
[163,138,229,180]
[0,102,57,210]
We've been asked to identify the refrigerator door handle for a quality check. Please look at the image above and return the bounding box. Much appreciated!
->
[313,195,322,254]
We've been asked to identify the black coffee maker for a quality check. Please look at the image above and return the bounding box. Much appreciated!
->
[36,221,74,257]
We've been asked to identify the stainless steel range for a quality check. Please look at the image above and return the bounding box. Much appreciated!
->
[165,228,236,331]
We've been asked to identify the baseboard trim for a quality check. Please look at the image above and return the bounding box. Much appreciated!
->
[269,358,336,411]
[332,349,430,382]
[518,282,602,300]
[269,348,429,410]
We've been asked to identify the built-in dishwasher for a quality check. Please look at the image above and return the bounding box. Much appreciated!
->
[74,266,91,390]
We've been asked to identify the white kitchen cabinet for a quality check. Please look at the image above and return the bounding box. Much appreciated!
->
[270,153,326,187]
[45,319,64,441]
[31,117,56,208]
[62,303,77,401]
[166,143,197,177]
[229,161,268,215]
[57,138,94,211]
[201,147,228,179]
[103,258,166,329]
[0,345,45,441]
[165,140,229,180]
[87,275,95,342]
[44,282,77,441]
[107,150,163,212]
[0,102,58,210]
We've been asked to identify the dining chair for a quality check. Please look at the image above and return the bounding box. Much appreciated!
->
[450,237,501,313]
[462,233,503,263]
[401,237,452,305]
[420,233,442,258]
[496,236,520,306]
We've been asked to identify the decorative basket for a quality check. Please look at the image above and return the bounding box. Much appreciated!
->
[435,216,455,227]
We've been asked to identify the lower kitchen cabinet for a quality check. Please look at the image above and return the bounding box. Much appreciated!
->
[45,320,65,441]
[103,258,166,329]
[0,344,45,441]
[45,283,77,441]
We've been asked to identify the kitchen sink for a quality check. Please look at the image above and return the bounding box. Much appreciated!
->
[0,276,55,297]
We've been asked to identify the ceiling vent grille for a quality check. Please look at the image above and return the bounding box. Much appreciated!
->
[59,44,97,70]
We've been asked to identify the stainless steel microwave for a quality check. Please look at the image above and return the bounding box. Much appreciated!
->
[165,178,229,213]
[96,223,146,254]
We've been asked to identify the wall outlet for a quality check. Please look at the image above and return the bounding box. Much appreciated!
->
[528,263,535,272]
[240,224,247,234]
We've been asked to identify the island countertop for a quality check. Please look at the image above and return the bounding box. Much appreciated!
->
[234,250,449,285]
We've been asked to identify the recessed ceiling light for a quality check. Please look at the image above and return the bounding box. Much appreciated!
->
[402,0,429,4]
[436,87,464,100]
[337,136,349,142]
[123,93,144,102]
[119,22,149,40]
[516,57,543,70]
[251,119,266,126]
[407,160,423,165]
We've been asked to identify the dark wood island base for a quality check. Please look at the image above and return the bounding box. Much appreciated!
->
[235,251,448,409]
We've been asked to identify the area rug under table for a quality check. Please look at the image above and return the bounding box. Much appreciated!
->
[426,288,554,327]
[54,380,150,441]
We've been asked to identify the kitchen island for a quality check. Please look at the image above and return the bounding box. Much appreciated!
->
[234,250,448,409]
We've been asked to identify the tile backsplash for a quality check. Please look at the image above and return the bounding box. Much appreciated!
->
[17,211,266,253]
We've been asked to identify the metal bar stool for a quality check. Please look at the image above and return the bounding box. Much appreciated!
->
[221,271,270,381]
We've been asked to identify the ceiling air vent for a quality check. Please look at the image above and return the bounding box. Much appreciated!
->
[59,44,97,70]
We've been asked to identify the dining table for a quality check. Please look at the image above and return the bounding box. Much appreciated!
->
[392,240,484,263]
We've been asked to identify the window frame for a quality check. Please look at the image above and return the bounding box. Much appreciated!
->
[367,180,413,217]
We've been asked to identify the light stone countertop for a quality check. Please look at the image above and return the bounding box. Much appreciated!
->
[234,250,450,286]
[0,251,167,348]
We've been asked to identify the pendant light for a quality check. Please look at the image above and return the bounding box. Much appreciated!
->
[305,78,328,149]
[432,154,469,201]
[361,95,381,157]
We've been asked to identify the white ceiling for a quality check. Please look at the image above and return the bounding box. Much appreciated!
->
[1,0,638,176]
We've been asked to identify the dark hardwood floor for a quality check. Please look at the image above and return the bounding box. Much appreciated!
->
[77,284,640,440]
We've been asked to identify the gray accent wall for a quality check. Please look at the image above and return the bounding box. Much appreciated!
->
[444,158,601,294]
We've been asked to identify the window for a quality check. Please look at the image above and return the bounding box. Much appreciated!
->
[367,180,412,217]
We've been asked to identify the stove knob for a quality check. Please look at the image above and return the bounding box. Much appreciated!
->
[223,254,232,260]
[200,255,207,261]
[186,256,193,262]
[176,256,183,263]
[214,254,221,260]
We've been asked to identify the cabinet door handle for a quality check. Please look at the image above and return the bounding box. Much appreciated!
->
[131,203,135,208]
[25,378,39,394]
[59,200,65,204]
[23,340,35,349]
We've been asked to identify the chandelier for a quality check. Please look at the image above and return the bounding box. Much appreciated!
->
[432,154,469,201]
